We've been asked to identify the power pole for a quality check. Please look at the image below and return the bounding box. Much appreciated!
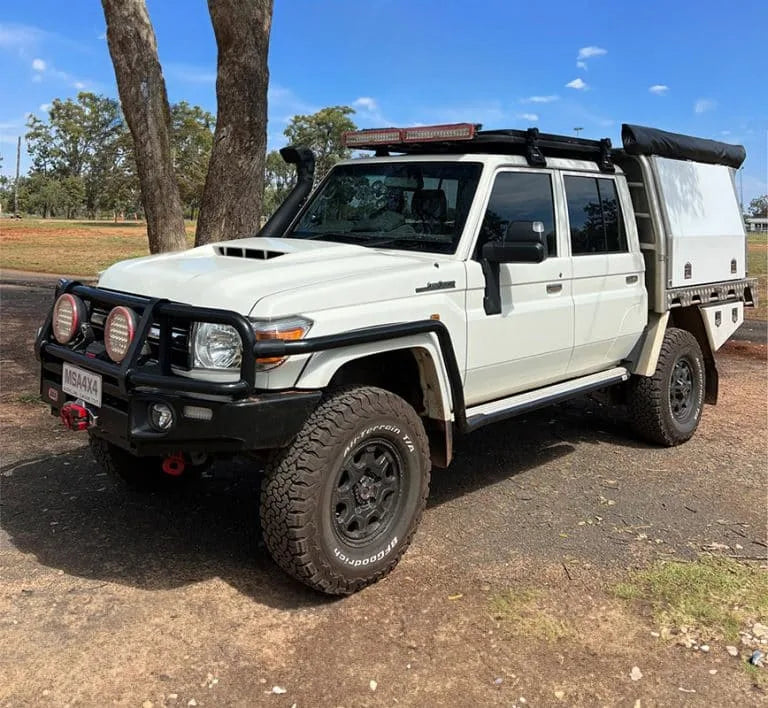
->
[14,135,21,216]
[574,127,583,137]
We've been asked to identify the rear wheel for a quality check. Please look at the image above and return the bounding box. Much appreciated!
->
[88,435,201,491]
[260,386,430,595]
[628,327,705,446]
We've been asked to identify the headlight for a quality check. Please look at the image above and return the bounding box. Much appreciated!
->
[251,316,313,371]
[191,322,243,369]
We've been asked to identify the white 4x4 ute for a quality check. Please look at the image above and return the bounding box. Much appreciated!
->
[36,123,758,594]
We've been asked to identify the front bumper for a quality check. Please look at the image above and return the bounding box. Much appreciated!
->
[40,371,321,455]
[36,281,322,455]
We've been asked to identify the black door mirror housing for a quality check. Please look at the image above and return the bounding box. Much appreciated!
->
[480,221,549,315]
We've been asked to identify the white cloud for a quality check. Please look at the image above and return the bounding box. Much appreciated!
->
[518,113,539,122]
[353,96,378,112]
[577,46,607,60]
[39,103,51,112]
[522,95,559,104]
[566,78,588,90]
[649,84,669,95]
[577,60,587,70]
[73,81,87,90]
[0,22,45,53]
[31,57,46,72]
[694,98,716,114]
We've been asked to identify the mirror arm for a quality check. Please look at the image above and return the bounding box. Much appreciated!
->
[481,258,501,316]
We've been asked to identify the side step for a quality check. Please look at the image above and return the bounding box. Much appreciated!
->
[465,367,630,432]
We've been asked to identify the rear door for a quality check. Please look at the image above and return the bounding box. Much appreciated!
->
[562,173,646,376]
[463,168,574,406]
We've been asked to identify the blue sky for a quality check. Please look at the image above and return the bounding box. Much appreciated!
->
[1,0,766,203]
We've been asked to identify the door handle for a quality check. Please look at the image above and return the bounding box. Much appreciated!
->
[546,283,562,294]
[626,275,639,284]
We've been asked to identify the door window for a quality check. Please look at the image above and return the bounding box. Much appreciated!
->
[476,172,557,256]
[564,176,627,255]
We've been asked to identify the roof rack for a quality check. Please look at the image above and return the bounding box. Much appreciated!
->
[354,126,616,173]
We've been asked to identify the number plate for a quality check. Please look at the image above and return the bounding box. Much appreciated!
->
[62,363,102,407]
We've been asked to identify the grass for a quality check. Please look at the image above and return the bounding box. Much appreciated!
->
[0,218,196,275]
[612,557,768,642]
[490,588,573,641]
[747,233,767,321]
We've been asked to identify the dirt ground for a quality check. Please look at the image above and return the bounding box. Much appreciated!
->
[1,277,767,707]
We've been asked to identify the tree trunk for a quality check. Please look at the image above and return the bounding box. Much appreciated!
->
[101,0,187,254]
[195,0,273,246]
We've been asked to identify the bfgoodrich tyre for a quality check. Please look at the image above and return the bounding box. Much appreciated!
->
[628,327,705,446]
[260,386,431,595]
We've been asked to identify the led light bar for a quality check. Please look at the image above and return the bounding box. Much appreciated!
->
[401,123,476,143]
[342,128,402,147]
[341,123,476,148]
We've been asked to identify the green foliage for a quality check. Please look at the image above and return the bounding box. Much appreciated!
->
[171,101,214,218]
[612,557,768,641]
[283,106,357,182]
[749,195,768,218]
[19,93,215,219]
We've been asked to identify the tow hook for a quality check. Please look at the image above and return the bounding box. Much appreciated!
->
[162,452,186,476]
[60,401,93,431]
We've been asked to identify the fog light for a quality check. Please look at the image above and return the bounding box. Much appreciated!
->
[149,402,175,430]
[183,405,213,421]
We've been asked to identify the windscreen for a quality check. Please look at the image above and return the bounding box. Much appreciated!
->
[287,161,483,254]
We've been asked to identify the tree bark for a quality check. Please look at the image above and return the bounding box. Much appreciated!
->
[101,0,187,254]
[195,0,273,246]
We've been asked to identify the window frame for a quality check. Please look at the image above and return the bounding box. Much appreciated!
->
[561,172,630,257]
[469,166,564,261]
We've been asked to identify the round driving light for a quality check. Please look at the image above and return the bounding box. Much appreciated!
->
[52,294,85,344]
[149,402,175,431]
[104,306,137,363]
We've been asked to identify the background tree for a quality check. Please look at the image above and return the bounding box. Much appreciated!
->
[171,102,214,220]
[748,195,768,218]
[101,0,187,253]
[195,0,273,246]
[284,106,357,183]
[262,149,296,216]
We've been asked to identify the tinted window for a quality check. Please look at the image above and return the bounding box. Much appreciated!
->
[477,172,557,256]
[565,176,627,255]
[289,161,483,254]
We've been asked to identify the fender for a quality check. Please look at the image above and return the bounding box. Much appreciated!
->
[297,334,455,422]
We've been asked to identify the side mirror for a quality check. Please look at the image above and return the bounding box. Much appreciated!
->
[480,221,548,315]
[481,221,548,264]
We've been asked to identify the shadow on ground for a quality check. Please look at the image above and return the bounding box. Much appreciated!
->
[1,399,640,609]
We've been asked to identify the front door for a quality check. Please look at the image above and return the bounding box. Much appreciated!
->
[464,169,574,406]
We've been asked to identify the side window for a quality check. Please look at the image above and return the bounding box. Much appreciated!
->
[477,172,557,257]
[564,176,627,255]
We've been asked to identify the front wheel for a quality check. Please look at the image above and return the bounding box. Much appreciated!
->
[260,386,431,595]
[628,327,705,446]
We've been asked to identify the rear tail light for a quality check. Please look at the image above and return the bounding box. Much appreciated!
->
[52,294,86,344]
[104,306,137,362]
